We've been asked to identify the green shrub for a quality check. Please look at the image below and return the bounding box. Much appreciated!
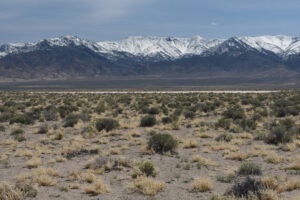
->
[226,176,262,198]
[44,105,59,121]
[216,175,235,183]
[57,105,78,118]
[63,114,80,127]
[0,125,5,132]
[95,103,106,114]
[0,112,13,122]
[161,117,172,124]
[38,125,48,134]
[223,106,245,120]
[148,133,178,153]
[215,118,231,130]
[95,118,119,132]
[148,107,160,115]
[183,110,195,119]
[139,161,156,177]
[266,118,296,144]
[140,115,156,127]
[238,118,257,130]
[11,129,26,142]
[238,162,261,176]
[10,114,33,125]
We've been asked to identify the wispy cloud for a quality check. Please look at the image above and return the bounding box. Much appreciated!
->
[210,22,218,26]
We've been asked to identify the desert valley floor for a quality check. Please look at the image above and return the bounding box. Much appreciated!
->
[0,90,299,200]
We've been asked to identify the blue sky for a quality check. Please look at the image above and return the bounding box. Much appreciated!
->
[1,0,300,44]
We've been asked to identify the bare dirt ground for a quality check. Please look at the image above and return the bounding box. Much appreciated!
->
[0,91,299,200]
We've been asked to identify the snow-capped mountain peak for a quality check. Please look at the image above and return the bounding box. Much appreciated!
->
[1,35,300,59]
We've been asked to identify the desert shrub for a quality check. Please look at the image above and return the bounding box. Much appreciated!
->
[215,118,231,130]
[78,112,90,122]
[139,161,157,177]
[266,118,297,144]
[161,106,168,115]
[215,133,233,142]
[223,106,245,120]
[238,118,257,130]
[238,162,262,176]
[161,117,172,124]
[38,125,48,134]
[198,102,216,113]
[11,129,26,142]
[254,131,268,141]
[0,112,13,122]
[64,114,80,127]
[183,110,195,119]
[226,177,262,198]
[148,133,178,153]
[173,108,182,117]
[216,175,235,183]
[58,105,78,118]
[0,125,5,132]
[272,99,300,117]
[0,105,8,112]
[95,103,106,114]
[96,118,119,132]
[16,183,38,198]
[148,107,160,115]
[140,115,156,127]
[44,105,59,121]
[10,114,33,125]
[25,110,41,121]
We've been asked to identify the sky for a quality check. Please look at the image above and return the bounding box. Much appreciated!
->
[1,0,300,44]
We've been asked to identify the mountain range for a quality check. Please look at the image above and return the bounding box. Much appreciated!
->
[0,35,300,86]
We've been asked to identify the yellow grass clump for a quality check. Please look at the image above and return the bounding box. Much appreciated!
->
[55,156,67,162]
[128,176,165,196]
[14,150,33,158]
[69,183,80,189]
[191,178,213,192]
[238,133,254,140]
[84,179,110,195]
[225,152,248,161]
[195,133,215,139]
[36,175,57,186]
[1,139,17,146]
[26,157,42,168]
[191,155,218,166]
[283,160,300,171]
[265,152,283,164]
[260,189,279,200]
[210,142,239,152]
[183,139,198,148]
[82,172,96,183]
[0,182,23,200]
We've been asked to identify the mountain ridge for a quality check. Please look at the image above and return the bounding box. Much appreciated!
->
[0,35,300,84]
[1,35,300,60]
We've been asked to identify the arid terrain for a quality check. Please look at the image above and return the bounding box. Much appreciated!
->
[0,90,299,200]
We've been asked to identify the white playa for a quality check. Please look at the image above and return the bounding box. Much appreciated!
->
[34,90,280,94]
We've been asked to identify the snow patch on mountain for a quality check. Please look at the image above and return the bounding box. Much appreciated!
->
[96,36,224,58]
